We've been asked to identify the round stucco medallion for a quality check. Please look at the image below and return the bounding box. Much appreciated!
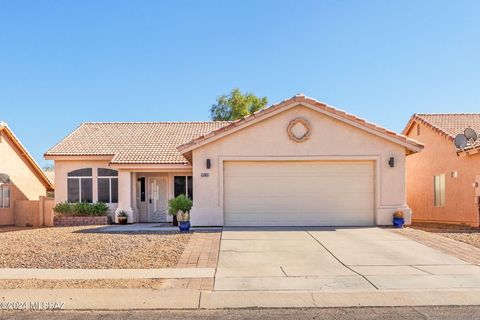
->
[287,118,311,143]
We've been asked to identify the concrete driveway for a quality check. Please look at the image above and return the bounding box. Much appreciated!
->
[215,227,480,291]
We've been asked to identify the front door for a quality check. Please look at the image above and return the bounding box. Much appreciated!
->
[148,177,167,222]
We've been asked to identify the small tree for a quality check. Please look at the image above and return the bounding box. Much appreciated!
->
[168,195,193,221]
[210,88,268,121]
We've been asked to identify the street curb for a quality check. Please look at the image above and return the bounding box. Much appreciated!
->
[1,289,480,310]
[0,268,215,280]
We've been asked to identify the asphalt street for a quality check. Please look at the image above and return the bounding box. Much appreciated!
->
[1,306,480,320]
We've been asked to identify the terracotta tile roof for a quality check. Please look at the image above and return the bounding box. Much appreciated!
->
[404,113,480,140]
[178,94,423,154]
[45,122,231,164]
[0,122,54,190]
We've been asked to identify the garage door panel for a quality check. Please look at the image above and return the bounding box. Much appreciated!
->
[224,161,375,227]
[226,177,372,194]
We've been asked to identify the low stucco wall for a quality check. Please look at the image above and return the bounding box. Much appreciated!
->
[14,200,38,227]
[13,196,54,227]
[43,198,55,227]
[191,104,412,226]
[54,216,108,227]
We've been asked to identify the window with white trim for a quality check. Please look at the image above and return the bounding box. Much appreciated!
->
[97,168,118,203]
[434,174,445,207]
[67,168,93,203]
[0,185,10,208]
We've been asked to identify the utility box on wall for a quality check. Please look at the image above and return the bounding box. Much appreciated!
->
[476,175,480,197]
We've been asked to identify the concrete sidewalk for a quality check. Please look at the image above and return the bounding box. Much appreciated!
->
[1,288,480,310]
[0,268,215,280]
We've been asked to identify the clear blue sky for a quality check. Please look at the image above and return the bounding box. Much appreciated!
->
[1,0,479,167]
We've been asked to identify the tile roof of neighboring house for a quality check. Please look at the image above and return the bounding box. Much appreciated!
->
[45,122,231,164]
[0,122,54,190]
[178,94,424,155]
[403,113,480,141]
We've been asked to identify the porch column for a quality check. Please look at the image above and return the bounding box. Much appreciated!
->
[131,172,138,222]
[115,170,133,223]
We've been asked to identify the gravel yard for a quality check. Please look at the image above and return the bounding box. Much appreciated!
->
[0,226,191,269]
[411,223,480,249]
[0,279,165,289]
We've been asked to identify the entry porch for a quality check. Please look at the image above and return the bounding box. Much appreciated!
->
[114,169,193,224]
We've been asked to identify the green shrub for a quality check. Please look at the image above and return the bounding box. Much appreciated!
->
[52,202,71,215]
[53,202,109,217]
[168,194,193,216]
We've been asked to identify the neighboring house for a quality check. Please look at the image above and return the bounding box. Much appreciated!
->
[0,122,54,225]
[44,94,423,227]
[403,114,480,227]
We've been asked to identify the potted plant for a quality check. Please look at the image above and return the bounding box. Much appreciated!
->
[393,209,405,228]
[117,210,129,225]
[168,194,193,232]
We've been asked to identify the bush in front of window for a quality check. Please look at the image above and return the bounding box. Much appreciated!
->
[53,202,109,217]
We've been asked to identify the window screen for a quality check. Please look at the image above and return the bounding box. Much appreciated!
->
[0,185,10,208]
[67,168,92,177]
[139,177,146,202]
[67,178,80,203]
[98,168,118,176]
[174,176,186,197]
[187,176,193,200]
[80,178,93,203]
[97,178,110,203]
[174,176,193,200]
[434,174,445,207]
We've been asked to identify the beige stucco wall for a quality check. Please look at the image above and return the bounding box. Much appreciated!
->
[405,121,480,226]
[0,130,47,225]
[53,159,192,222]
[191,104,410,226]
[54,160,119,214]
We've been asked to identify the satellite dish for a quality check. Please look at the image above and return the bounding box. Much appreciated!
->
[464,128,478,142]
[0,173,9,183]
[454,134,468,149]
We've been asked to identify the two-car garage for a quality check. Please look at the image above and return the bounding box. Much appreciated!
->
[181,96,422,227]
[223,160,375,227]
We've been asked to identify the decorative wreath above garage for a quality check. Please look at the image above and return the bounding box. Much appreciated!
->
[287,118,311,143]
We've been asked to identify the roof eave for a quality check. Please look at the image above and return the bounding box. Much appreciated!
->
[178,96,424,155]
[1,124,54,190]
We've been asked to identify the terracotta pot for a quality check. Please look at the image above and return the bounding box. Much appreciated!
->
[118,216,128,225]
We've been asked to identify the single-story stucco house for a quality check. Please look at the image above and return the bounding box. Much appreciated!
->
[44,94,423,227]
[0,122,54,226]
[403,113,480,227]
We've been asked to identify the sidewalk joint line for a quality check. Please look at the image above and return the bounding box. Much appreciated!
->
[303,228,379,290]
[410,265,435,275]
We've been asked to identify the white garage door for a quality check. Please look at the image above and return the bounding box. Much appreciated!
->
[224,161,375,226]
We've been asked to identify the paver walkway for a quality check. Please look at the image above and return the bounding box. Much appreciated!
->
[165,231,221,290]
[389,227,480,265]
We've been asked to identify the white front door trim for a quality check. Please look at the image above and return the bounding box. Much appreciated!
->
[148,176,168,222]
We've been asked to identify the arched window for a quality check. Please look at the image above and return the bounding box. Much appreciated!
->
[97,168,118,203]
[0,173,10,208]
[67,168,93,203]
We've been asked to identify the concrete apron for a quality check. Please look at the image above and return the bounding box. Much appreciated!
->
[215,227,480,291]
[1,288,480,310]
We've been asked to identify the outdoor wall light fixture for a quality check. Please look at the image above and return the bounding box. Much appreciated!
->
[206,159,211,169]
[388,157,395,168]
